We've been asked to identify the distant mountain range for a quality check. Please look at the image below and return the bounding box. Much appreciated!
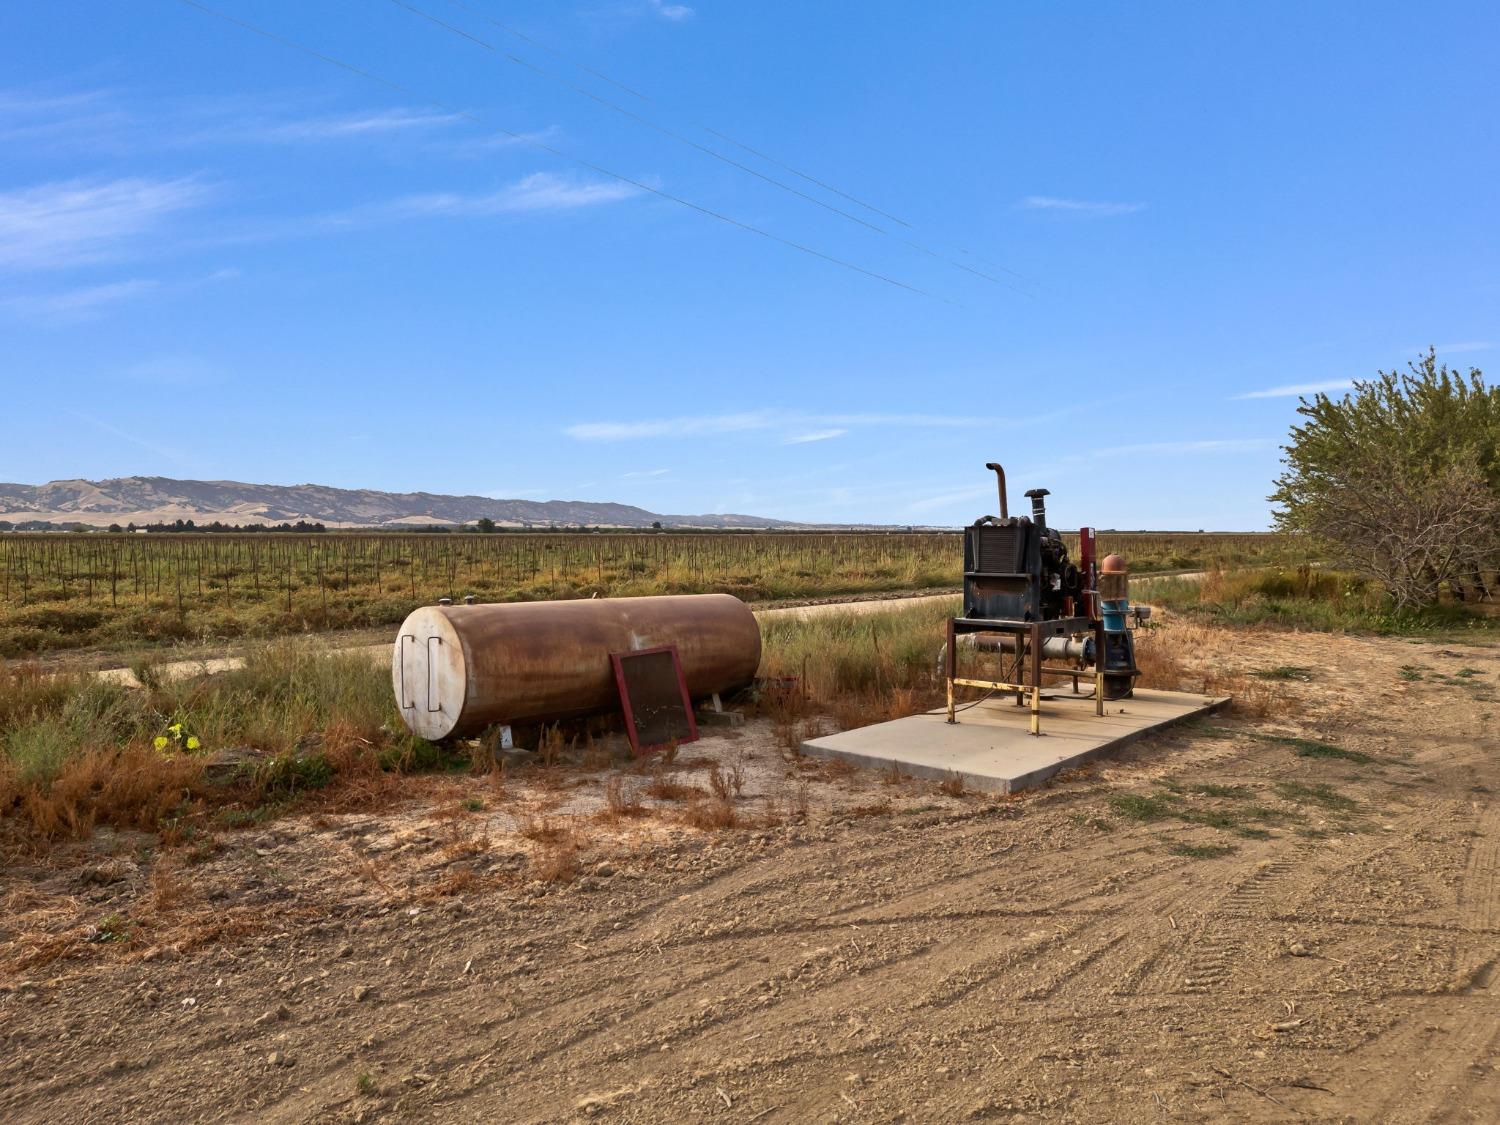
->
[0,477,800,530]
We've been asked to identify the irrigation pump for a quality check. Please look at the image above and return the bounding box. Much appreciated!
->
[944,462,1143,735]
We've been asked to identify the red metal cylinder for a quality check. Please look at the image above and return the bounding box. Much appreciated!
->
[392,594,761,740]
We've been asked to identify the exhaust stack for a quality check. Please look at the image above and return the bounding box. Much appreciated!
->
[983,462,1008,520]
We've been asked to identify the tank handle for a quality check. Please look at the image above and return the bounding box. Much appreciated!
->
[426,635,443,712]
[399,634,416,709]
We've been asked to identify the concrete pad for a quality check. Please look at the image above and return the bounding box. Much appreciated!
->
[800,688,1229,794]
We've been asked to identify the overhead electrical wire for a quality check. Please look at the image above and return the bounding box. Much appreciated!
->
[389,0,1025,291]
[445,0,907,227]
[445,0,1026,283]
[172,0,948,302]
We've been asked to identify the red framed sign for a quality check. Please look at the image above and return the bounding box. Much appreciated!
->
[610,644,700,756]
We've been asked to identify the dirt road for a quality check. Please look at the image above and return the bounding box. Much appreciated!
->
[4,623,1497,1122]
[87,591,969,688]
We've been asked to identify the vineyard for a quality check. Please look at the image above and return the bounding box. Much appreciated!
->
[0,531,1300,656]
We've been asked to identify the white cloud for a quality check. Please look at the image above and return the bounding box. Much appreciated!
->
[568,411,987,442]
[0,177,209,270]
[566,407,1086,443]
[453,127,563,157]
[0,85,521,159]
[2,268,237,325]
[388,173,640,216]
[649,0,695,19]
[242,108,465,142]
[567,411,776,441]
[1019,195,1145,216]
[1435,340,1495,354]
[1097,438,1278,455]
[906,485,994,513]
[622,468,670,477]
[905,439,1277,512]
[1,278,159,322]
[1231,380,1352,400]
[783,429,847,445]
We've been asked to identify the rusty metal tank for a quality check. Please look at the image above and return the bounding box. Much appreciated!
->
[391,594,761,741]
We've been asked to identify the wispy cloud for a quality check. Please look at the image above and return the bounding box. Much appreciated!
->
[452,127,563,157]
[585,0,695,28]
[568,411,776,441]
[1098,438,1278,455]
[70,411,198,468]
[1435,340,1495,354]
[783,429,847,445]
[567,410,1018,442]
[1,278,159,322]
[0,85,525,159]
[905,486,994,513]
[1019,195,1145,216]
[1231,380,1352,400]
[0,177,210,270]
[649,0,695,19]
[241,108,464,143]
[906,439,1277,512]
[385,173,641,217]
[2,268,238,325]
[622,468,670,478]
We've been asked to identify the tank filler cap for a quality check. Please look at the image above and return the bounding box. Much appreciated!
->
[1100,554,1128,573]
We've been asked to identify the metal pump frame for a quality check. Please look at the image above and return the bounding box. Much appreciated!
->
[944,617,1106,735]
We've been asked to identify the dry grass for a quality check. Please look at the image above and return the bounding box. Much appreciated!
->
[518,814,580,845]
[1,642,447,844]
[643,768,702,802]
[817,757,857,781]
[2,742,205,844]
[530,843,582,884]
[937,772,968,797]
[679,796,738,830]
[597,775,649,823]
[1134,618,1294,719]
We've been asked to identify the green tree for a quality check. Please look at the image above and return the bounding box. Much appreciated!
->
[1271,349,1500,609]
[474,517,497,534]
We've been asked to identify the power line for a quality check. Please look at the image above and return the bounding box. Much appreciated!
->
[416,0,1027,290]
[388,0,892,238]
[446,0,905,226]
[171,0,949,303]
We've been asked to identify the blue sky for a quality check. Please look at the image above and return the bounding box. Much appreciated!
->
[3,1,1496,528]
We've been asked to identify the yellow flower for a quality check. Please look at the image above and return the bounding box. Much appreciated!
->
[153,736,169,751]
[168,723,183,736]
[186,736,201,751]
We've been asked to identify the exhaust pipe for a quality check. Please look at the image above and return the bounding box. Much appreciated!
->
[984,462,1008,520]
[1025,487,1050,533]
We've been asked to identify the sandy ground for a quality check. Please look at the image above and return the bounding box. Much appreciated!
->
[3,620,1498,1123]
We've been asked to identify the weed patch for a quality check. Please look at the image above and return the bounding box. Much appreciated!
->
[1109,793,1180,822]
[1254,666,1314,681]
[1248,731,1373,764]
[1274,781,1358,811]
[1169,842,1237,859]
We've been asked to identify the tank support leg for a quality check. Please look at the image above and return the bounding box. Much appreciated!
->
[945,618,957,724]
[1028,622,1042,736]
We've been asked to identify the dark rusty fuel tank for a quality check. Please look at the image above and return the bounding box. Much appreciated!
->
[392,594,761,740]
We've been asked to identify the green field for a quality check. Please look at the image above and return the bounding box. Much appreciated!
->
[0,530,1301,656]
